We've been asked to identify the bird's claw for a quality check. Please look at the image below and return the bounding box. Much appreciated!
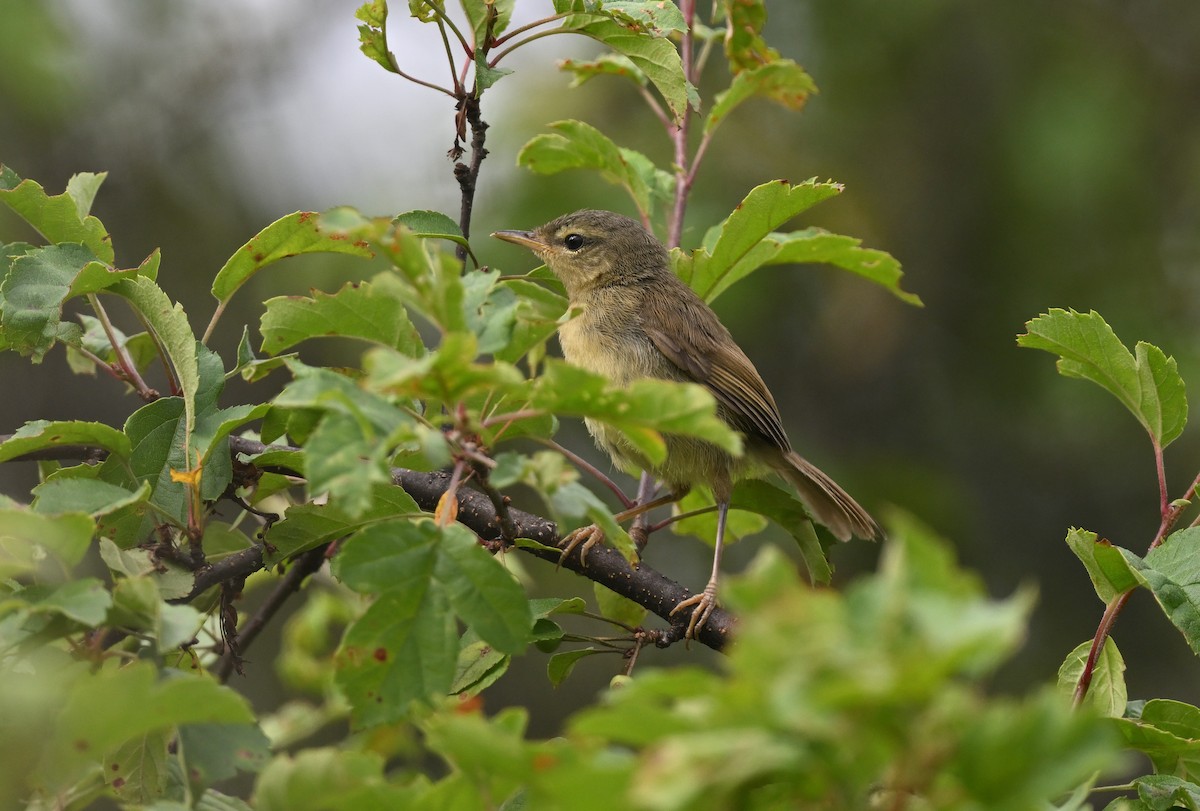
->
[558,524,606,568]
[671,581,718,640]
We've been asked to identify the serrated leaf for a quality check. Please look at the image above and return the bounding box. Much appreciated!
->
[517,120,673,219]
[210,211,375,306]
[0,166,113,262]
[0,419,131,462]
[112,276,200,434]
[304,410,393,518]
[559,53,647,89]
[557,13,696,120]
[705,59,817,135]
[263,484,420,561]
[1065,528,1146,603]
[433,524,532,654]
[1057,638,1127,717]
[356,1,396,73]
[463,0,515,47]
[0,243,140,360]
[1018,309,1188,448]
[1116,699,1200,780]
[533,360,741,466]
[721,0,778,72]
[260,281,424,356]
[1120,528,1200,654]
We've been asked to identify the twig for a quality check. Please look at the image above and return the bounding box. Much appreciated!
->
[666,0,697,249]
[454,95,489,263]
[538,438,635,509]
[87,293,158,401]
[215,543,329,682]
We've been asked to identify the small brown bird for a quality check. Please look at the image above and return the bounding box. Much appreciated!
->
[494,210,879,637]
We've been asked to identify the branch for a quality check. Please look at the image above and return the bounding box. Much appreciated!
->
[453,96,489,263]
[0,433,734,651]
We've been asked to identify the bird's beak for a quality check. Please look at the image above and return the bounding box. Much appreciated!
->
[492,229,547,252]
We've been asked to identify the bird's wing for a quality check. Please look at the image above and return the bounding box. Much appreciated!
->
[643,298,792,453]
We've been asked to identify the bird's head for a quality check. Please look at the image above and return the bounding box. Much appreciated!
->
[493,209,669,297]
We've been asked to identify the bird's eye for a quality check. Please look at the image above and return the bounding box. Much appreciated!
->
[563,233,585,251]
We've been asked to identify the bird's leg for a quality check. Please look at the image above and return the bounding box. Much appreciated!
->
[558,490,682,567]
[670,499,728,639]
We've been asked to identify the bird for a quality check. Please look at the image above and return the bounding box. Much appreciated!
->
[493,210,880,638]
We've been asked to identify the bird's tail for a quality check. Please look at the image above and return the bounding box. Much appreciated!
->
[778,450,881,542]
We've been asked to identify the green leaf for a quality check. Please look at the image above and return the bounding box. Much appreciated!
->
[33,477,150,519]
[1065,528,1146,603]
[1120,528,1200,654]
[0,508,95,576]
[30,577,112,626]
[393,209,472,255]
[209,211,375,307]
[260,281,424,356]
[705,59,817,135]
[517,121,673,220]
[1133,775,1200,811]
[1117,699,1200,781]
[720,0,778,72]
[534,360,741,467]
[0,167,114,262]
[304,410,394,518]
[557,11,695,121]
[178,723,271,784]
[0,419,131,463]
[0,243,141,360]
[432,523,532,654]
[252,748,414,810]
[547,648,603,687]
[264,483,420,561]
[559,53,647,89]
[675,180,918,306]
[594,583,647,629]
[355,1,396,73]
[452,637,510,696]
[462,0,515,46]
[362,333,525,406]
[731,479,831,584]
[1018,309,1188,448]
[112,276,200,435]
[44,661,254,789]
[1057,638,1127,717]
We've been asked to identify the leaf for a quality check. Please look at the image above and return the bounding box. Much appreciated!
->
[44,662,254,789]
[547,647,603,687]
[1133,775,1200,811]
[33,477,150,519]
[1119,528,1200,655]
[0,419,131,463]
[594,583,647,629]
[517,121,673,219]
[705,59,817,135]
[264,483,419,561]
[432,523,532,654]
[393,209,471,255]
[559,53,647,89]
[1117,699,1200,781]
[30,578,112,626]
[260,282,424,356]
[209,211,374,307]
[355,0,396,73]
[557,10,696,121]
[0,166,114,262]
[112,276,200,434]
[534,360,741,467]
[462,0,515,47]
[0,509,95,576]
[304,410,394,518]
[720,0,778,72]
[1065,528,1146,603]
[0,243,141,360]
[178,723,271,784]
[1057,638,1127,717]
[1018,309,1188,448]
[731,479,832,584]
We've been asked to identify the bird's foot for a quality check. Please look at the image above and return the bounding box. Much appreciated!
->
[670,579,718,640]
[558,524,606,568]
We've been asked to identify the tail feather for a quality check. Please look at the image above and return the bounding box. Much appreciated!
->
[778,451,881,542]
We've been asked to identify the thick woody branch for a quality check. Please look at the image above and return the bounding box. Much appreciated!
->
[0,433,733,651]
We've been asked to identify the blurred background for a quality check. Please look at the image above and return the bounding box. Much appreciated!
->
[3,0,1199,736]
